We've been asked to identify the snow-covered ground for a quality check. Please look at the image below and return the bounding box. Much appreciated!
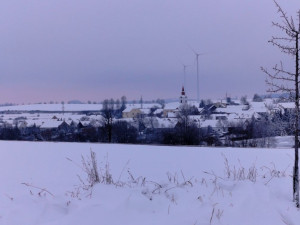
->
[0,141,299,225]
[0,104,103,112]
[0,103,161,112]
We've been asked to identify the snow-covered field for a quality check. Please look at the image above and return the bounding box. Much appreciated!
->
[0,104,103,112]
[0,141,299,225]
[0,103,159,112]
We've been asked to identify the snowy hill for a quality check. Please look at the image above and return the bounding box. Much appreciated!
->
[0,103,161,112]
[0,104,103,112]
[0,141,299,225]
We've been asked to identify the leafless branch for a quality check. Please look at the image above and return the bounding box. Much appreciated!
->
[273,0,295,31]
[21,182,55,197]
[265,78,295,93]
[272,36,295,42]
[272,22,296,37]
[274,62,296,76]
[269,39,296,55]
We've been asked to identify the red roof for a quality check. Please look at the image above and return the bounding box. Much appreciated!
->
[181,86,185,95]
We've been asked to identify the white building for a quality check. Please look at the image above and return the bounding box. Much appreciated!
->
[179,86,188,105]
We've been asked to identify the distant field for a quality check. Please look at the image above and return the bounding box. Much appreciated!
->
[0,103,160,112]
[0,104,103,112]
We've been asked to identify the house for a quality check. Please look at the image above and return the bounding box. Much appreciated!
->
[17,121,28,129]
[200,119,228,135]
[167,111,178,118]
[58,121,71,133]
[214,102,227,108]
[199,104,217,117]
[40,120,64,130]
[40,120,71,132]
[162,108,177,118]
[153,108,163,117]
[278,102,295,115]
[122,107,151,118]
[77,121,85,129]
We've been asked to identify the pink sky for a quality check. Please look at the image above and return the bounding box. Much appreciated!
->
[0,0,299,104]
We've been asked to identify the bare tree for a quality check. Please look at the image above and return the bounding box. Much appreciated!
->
[121,96,127,111]
[240,95,248,105]
[252,93,263,102]
[61,101,65,115]
[261,0,300,207]
[101,99,114,142]
[175,104,200,145]
[139,96,143,109]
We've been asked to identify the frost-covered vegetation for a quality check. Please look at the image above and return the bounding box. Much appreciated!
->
[0,141,299,225]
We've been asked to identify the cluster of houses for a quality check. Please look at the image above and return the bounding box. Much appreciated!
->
[0,87,295,142]
[121,87,293,136]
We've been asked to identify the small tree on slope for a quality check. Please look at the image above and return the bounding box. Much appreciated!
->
[261,1,300,207]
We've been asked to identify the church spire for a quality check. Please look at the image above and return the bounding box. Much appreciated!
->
[181,86,185,96]
[179,86,187,105]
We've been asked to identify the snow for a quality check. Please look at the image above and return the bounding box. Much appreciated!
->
[0,141,299,224]
[278,102,295,109]
[0,104,103,112]
[274,136,295,148]
[0,100,283,131]
[0,112,106,129]
[164,102,180,110]
[200,119,219,127]
[39,120,66,129]
[155,118,177,128]
[121,104,161,112]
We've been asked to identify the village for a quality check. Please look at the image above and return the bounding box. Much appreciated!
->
[0,87,294,146]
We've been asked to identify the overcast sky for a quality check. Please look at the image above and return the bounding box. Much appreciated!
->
[0,0,299,103]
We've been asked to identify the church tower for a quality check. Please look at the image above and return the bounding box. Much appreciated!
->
[179,86,188,105]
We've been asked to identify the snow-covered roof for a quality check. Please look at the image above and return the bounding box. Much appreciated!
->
[278,102,295,109]
[123,103,161,112]
[139,108,151,114]
[164,102,180,110]
[250,102,269,113]
[154,109,163,114]
[167,112,177,118]
[215,102,269,117]
[122,106,137,113]
[40,120,67,129]
[122,107,152,114]
[81,121,90,126]
[164,101,201,110]
[200,119,219,128]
